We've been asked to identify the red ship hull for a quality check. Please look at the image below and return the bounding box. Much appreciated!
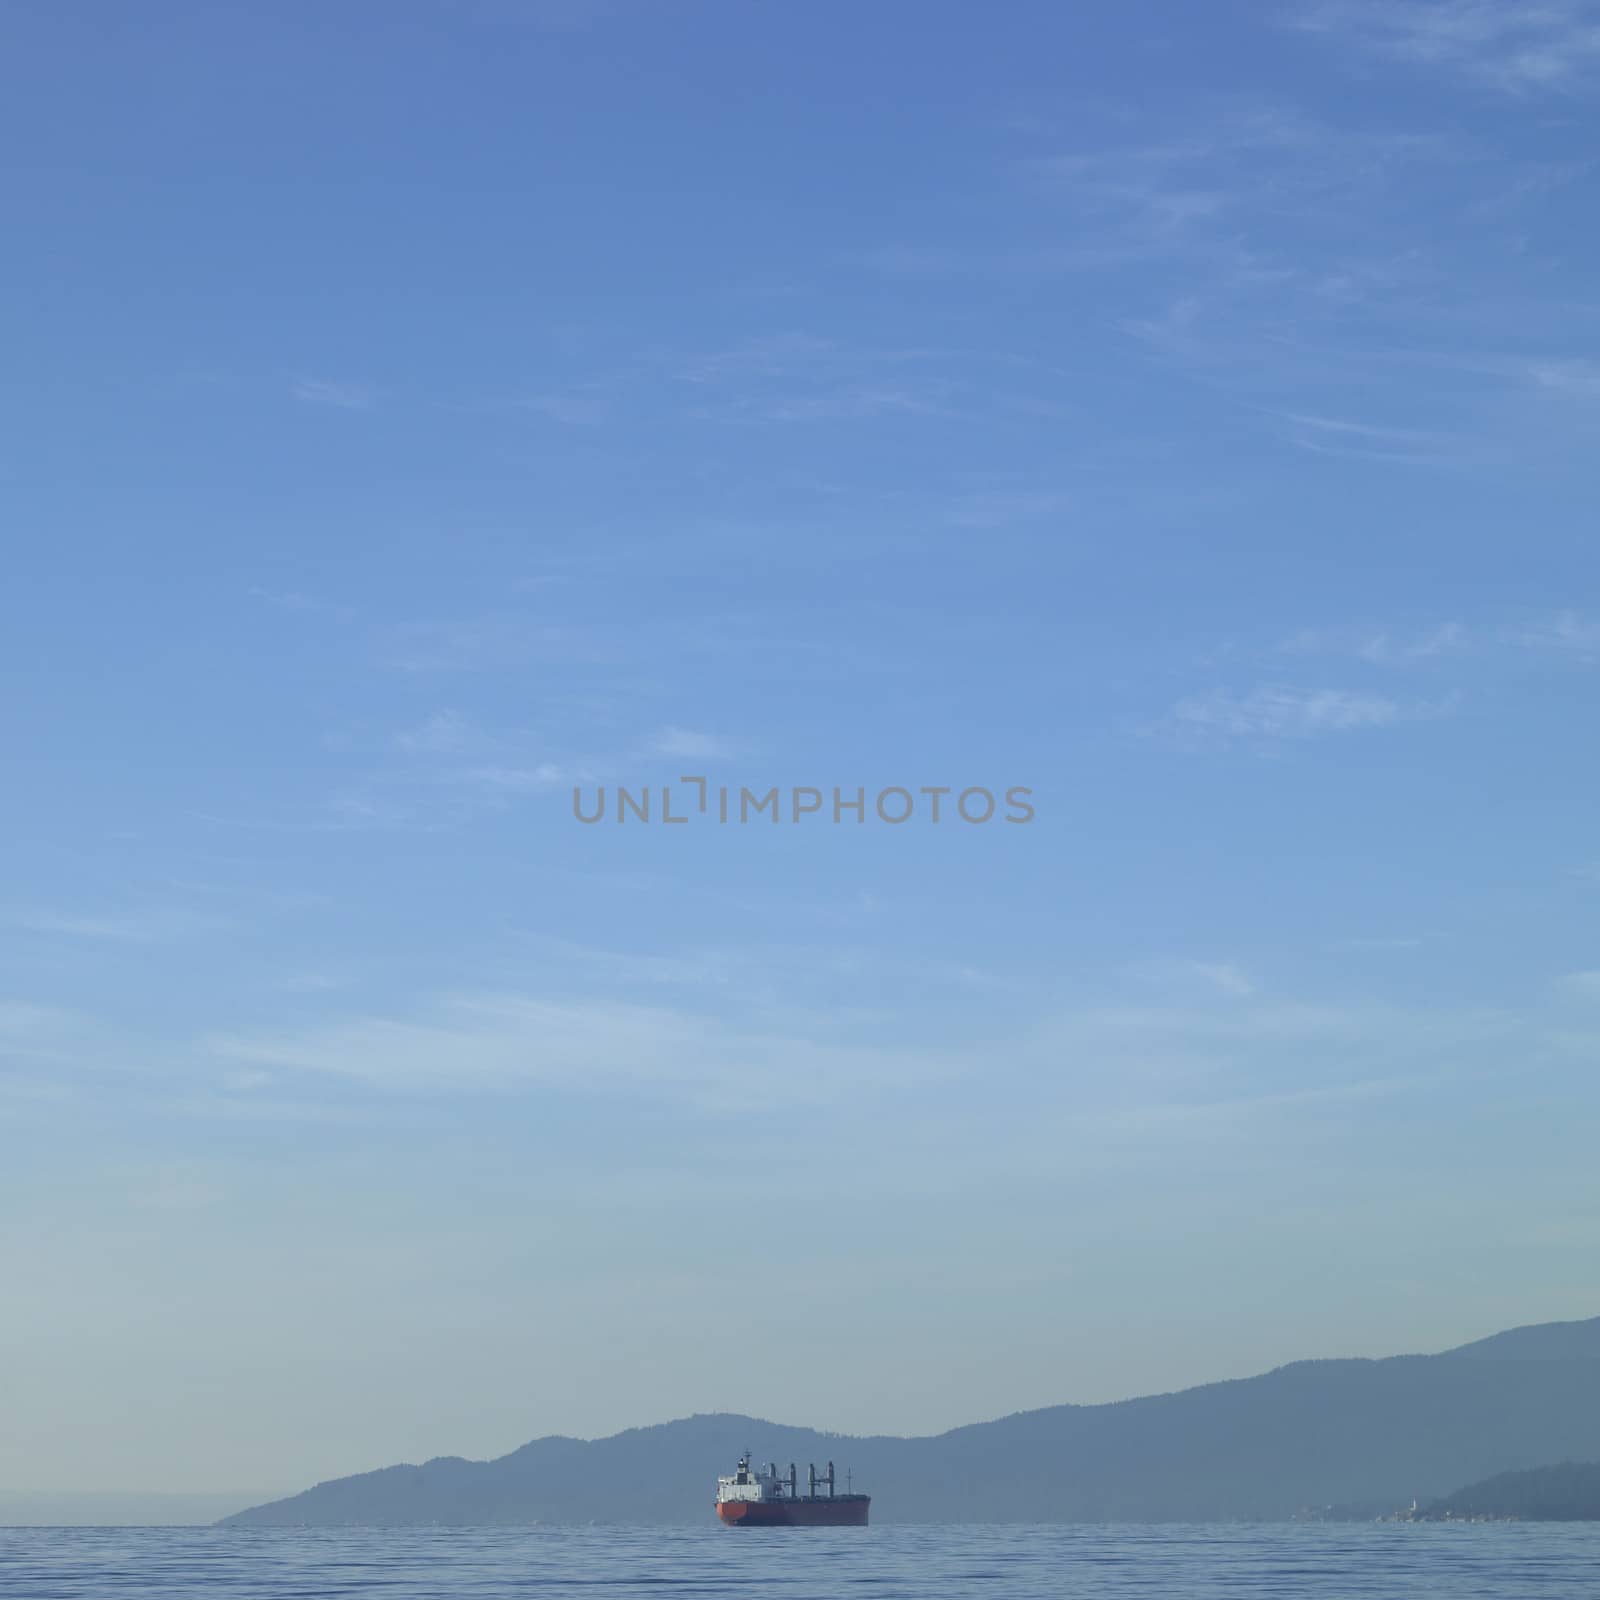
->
[716,1496,870,1527]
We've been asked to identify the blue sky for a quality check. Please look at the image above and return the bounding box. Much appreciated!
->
[4,1,1600,1496]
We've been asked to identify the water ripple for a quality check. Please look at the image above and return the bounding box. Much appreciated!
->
[3,1523,1600,1598]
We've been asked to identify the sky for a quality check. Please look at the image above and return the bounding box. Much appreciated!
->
[3,0,1600,1500]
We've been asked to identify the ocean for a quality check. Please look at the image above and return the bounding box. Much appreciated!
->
[4,1523,1600,1598]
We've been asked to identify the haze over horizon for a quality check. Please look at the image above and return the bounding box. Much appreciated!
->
[6,1,1600,1497]
[16,1312,1598,1515]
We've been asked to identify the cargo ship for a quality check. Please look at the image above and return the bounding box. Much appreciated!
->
[715,1453,869,1527]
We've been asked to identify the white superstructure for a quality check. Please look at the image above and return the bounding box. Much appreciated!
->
[715,1454,787,1504]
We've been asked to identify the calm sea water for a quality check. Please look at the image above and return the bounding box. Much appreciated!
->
[4,1523,1599,1598]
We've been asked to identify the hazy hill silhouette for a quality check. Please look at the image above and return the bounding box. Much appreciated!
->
[222,1315,1600,1525]
[1424,1458,1600,1520]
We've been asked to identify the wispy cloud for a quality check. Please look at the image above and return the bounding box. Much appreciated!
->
[1273,612,1600,672]
[945,489,1078,529]
[648,726,733,761]
[1188,962,1258,998]
[290,377,378,411]
[6,907,230,943]
[1001,101,1559,464]
[518,389,608,424]
[444,763,572,795]
[1278,621,1467,664]
[1504,612,1600,662]
[1132,960,1260,998]
[1523,358,1600,397]
[1034,105,1455,264]
[276,971,351,994]
[207,989,943,1107]
[389,710,585,800]
[0,1000,76,1035]
[201,976,1470,1135]
[1166,685,1438,742]
[1292,0,1600,93]
[393,711,476,755]
[1272,410,1458,462]
[868,105,1454,311]
[248,586,356,624]
[381,616,619,673]
[677,333,956,424]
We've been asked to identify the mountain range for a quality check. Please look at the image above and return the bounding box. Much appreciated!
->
[222,1314,1600,1525]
